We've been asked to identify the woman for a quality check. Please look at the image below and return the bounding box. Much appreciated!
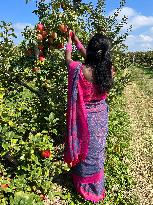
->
[64,32,114,203]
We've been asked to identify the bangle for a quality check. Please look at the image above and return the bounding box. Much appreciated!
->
[76,41,83,50]
[66,43,72,52]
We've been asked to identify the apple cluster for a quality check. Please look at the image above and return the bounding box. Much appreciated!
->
[25,23,73,73]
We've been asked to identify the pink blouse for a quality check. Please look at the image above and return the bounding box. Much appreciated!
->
[69,61,107,102]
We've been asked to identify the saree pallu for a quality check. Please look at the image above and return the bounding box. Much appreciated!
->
[64,63,90,166]
[64,63,109,203]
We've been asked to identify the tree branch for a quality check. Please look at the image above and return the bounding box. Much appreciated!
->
[17,80,41,96]
[73,0,81,9]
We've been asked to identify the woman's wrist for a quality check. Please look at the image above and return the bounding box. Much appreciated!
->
[75,40,83,50]
[66,43,72,52]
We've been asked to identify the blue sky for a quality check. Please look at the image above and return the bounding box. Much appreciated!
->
[1,0,153,51]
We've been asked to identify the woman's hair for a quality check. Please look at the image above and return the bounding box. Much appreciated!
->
[85,33,113,93]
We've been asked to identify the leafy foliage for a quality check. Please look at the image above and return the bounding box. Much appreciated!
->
[0,0,136,204]
[127,51,153,68]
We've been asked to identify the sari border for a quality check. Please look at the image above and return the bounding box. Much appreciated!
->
[72,168,104,184]
[79,187,105,203]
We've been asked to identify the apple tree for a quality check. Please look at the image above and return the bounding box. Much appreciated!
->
[0,0,133,204]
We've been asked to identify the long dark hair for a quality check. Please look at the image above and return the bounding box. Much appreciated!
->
[85,33,113,93]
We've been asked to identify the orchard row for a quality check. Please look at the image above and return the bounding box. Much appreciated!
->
[127,51,153,68]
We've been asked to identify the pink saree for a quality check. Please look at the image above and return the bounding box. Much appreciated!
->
[64,61,108,203]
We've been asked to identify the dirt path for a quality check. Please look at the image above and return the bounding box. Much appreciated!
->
[124,67,153,205]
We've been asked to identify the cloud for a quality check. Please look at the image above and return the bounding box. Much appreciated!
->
[139,34,153,43]
[109,7,136,19]
[12,22,34,44]
[109,7,153,50]
[13,23,33,31]
[125,34,153,51]
[150,27,153,33]
[129,15,153,30]
[110,7,153,31]
[119,7,136,18]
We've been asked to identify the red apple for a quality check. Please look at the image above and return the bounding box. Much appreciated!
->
[32,67,40,73]
[41,150,51,158]
[1,184,9,189]
[25,48,33,56]
[50,32,57,40]
[59,24,68,33]
[38,45,44,51]
[37,34,43,41]
[40,194,45,201]
[39,56,45,62]
[56,43,64,49]
[69,30,74,38]
[42,30,48,38]
[37,24,44,32]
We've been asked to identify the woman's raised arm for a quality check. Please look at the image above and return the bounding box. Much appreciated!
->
[65,35,73,66]
[73,33,86,59]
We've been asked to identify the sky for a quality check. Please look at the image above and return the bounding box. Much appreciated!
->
[0,0,153,51]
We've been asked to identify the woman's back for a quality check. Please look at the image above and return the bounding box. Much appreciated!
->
[69,61,107,102]
[80,66,107,102]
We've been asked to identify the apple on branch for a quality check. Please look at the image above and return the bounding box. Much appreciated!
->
[37,34,43,41]
[39,56,45,62]
[50,32,57,40]
[32,67,40,73]
[42,30,48,38]
[59,24,68,33]
[1,184,9,189]
[38,45,44,51]
[56,43,64,49]
[37,23,44,32]
[41,150,51,158]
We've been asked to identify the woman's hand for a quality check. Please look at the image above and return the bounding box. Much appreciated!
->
[72,32,86,59]
[67,32,72,44]
[73,32,80,45]
[65,32,73,66]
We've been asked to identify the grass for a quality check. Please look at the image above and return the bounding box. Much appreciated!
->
[131,65,153,98]
[124,65,153,205]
